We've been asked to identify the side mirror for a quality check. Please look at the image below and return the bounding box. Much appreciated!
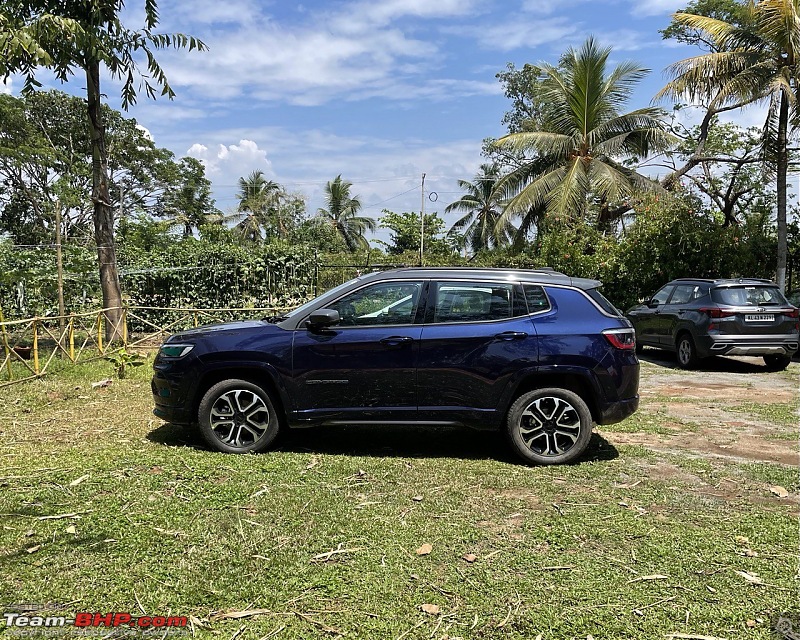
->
[646,299,660,308]
[308,308,340,329]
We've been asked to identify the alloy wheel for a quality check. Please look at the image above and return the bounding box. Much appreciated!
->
[209,389,270,448]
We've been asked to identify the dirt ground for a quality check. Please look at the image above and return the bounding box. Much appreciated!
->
[598,350,799,467]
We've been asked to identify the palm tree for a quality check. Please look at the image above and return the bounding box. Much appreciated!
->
[316,175,375,251]
[657,1,800,291]
[235,170,280,242]
[495,37,673,231]
[445,164,516,253]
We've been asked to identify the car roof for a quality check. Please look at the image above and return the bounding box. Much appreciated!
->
[668,277,776,286]
[357,267,602,291]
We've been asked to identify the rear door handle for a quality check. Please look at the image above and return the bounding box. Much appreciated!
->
[495,331,528,341]
[380,336,414,346]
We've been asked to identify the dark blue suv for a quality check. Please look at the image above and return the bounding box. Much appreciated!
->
[152,268,639,465]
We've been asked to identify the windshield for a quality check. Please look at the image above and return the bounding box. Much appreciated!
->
[282,277,362,318]
[711,285,788,306]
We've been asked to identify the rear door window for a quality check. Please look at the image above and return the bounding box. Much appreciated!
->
[668,284,697,305]
[431,281,520,323]
[711,286,788,306]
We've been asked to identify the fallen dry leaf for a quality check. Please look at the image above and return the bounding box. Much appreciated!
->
[210,608,272,621]
[627,574,668,583]
[416,543,433,556]
[462,553,477,563]
[65,525,76,535]
[746,620,756,628]
[69,474,90,487]
[26,545,41,554]
[91,379,113,389]
[734,535,750,546]
[420,604,440,615]
[735,570,763,585]
[769,485,789,498]
[411,496,423,502]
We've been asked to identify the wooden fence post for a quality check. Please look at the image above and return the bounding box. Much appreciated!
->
[97,312,103,354]
[32,319,39,375]
[0,307,12,381]
[68,315,75,362]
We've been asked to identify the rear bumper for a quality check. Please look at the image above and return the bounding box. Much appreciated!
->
[597,395,639,425]
[697,334,798,358]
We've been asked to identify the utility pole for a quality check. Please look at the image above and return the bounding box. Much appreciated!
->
[419,173,426,266]
[55,199,65,333]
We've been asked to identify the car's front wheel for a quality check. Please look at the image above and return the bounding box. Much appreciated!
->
[763,354,791,371]
[198,379,280,453]
[506,388,593,465]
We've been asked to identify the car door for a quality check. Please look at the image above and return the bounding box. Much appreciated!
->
[630,284,674,346]
[416,280,536,427]
[290,279,425,424]
[657,283,696,346]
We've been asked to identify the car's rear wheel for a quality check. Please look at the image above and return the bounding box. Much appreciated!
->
[763,354,791,371]
[506,388,593,465]
[676,334,698,369]
[198,379,280,453]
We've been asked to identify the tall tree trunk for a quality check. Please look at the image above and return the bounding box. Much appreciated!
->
[86,60,123,340]
[776,91,789,292]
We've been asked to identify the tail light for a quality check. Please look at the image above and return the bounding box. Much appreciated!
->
[698,307,736,318]
[603,328,636,350]
[786,308,799,319]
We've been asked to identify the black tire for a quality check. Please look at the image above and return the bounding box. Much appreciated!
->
[198,379,280,453]
[506,388,593,465]
[675,334,697,369]
[635,340,644,355]
[763,354,791,371]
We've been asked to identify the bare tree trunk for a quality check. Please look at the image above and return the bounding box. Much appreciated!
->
[776,91,788,292]
[86,60,123,340]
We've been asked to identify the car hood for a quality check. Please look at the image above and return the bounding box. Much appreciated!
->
[167,320,281,342]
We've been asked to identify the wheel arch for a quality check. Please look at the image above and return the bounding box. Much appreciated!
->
[192,364,290,428]
[505,371,601,424]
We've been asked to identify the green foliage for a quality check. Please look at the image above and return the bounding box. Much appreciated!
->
[118,238,316,328]
[0,239,98,319]
[316,175,375,252]
[378,210,455,258]
[104,348,145,379]
[0,1,207,108]
[602,192,774,309]
[660,0,751,51]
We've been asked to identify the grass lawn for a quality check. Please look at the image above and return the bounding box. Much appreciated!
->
[0,356,797,639]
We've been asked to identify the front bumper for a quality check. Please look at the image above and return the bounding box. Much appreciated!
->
[151,361,199,425]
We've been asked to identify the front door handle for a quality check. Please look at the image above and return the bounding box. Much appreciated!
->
[495,331,528,341]
[380,336,414,346]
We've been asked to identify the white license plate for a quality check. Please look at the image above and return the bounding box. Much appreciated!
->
[744,314,774,322]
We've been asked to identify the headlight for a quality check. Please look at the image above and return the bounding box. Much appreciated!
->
[159,344,195,358]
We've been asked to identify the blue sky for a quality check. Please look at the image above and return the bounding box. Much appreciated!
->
[4,0,767,240]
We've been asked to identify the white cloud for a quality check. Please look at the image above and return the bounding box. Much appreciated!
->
[445,16,578,52]
[186,139,275,186]
[630,0,686,18]
[145,0,495,106]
